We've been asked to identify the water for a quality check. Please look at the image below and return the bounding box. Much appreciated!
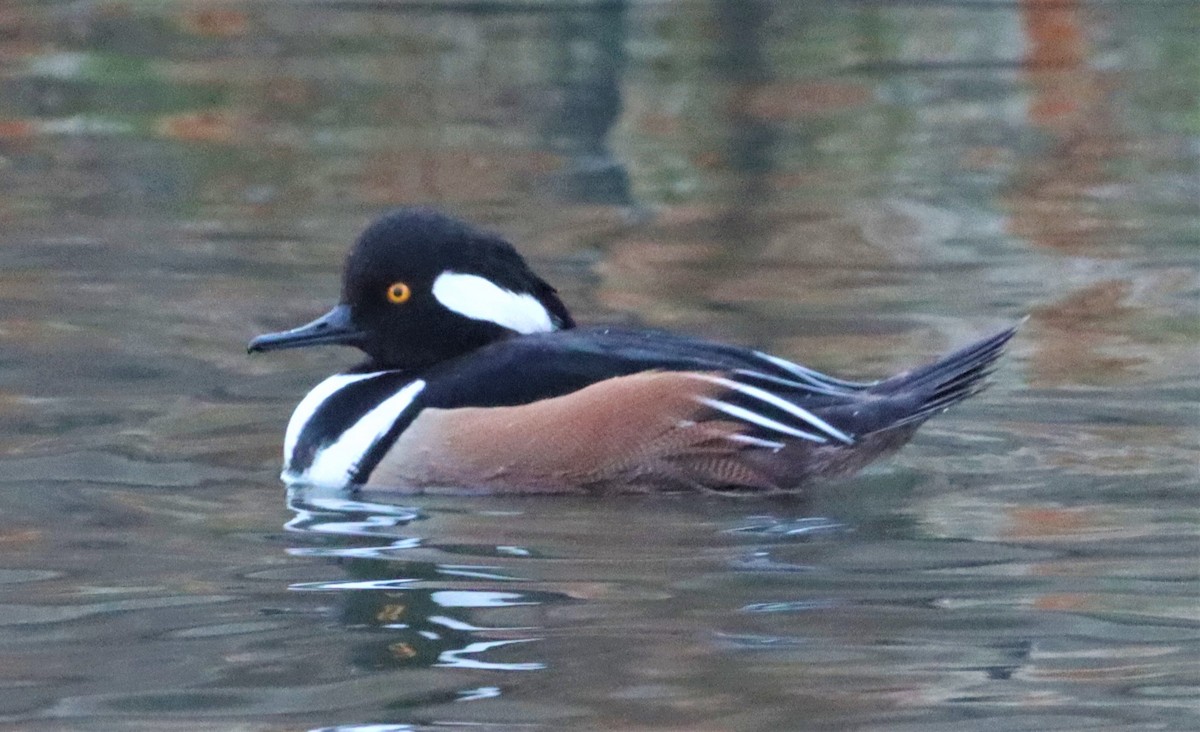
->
[1,1,1197,729]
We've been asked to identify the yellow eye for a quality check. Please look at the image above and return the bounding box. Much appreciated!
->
[386,282,411,304]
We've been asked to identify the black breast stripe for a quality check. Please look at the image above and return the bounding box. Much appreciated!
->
[346,393,428,485]
[290,371,417,473]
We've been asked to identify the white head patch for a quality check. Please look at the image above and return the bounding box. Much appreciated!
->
[431,271,555,334]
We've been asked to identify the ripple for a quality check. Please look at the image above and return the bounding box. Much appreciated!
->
[0,569,61,584]
[436,639,544,671]
[730,550,817,573]
[289,578,421,591]
[310,726,416,732]
[457,685,502,702]
[726,515,846,537]
[741,599,840,613]
[288,539,423,558]
[428,591,540,608]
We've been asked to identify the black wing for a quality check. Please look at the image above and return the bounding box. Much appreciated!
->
[413,323,1017,448]
[415,325,873,412]
[347,324,1016,484]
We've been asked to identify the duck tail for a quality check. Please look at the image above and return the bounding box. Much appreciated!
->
[868,321,1021,430]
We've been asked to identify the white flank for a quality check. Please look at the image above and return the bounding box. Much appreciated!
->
[284,371,384,461]
[301,379,427,487]
[432,271,555,334]
[690,374,854,444]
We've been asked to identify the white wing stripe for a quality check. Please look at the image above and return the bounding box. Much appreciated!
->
[754,351,877,388]
[691,374,854,445]
[696,397,828,444]
[732,368,847,397]
[724,433,787,450]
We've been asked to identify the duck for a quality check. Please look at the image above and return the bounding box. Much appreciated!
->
[249,208,1017,495]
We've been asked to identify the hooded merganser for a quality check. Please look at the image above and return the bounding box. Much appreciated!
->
[249,208,1017,495]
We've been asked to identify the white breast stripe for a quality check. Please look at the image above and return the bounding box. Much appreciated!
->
[301,379,427,487]
[690,374,854,445]
[284,371,385,461]
[696,397,828,444]
[432,271,554,334]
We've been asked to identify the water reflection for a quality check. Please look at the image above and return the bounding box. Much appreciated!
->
[535,4,635,207]
[286,487,561,676]
[279,480,891,712]
[0,0,1196,730]
[276,476,1200,730]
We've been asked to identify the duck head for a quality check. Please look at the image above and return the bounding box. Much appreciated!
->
[248,208,574,370]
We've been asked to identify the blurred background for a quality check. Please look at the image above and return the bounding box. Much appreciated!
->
[0,2,1196,730]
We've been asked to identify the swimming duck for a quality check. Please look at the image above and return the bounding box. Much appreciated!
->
[249,208,1016,495]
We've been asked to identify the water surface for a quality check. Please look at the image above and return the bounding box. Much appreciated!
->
[0,2,1196,730]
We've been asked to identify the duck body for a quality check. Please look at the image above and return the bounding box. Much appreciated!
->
[251,208,1016,495]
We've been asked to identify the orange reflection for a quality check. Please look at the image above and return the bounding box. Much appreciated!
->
[0,528,40,546]
[1033,593,1095,612]
[155,111,240,144]
[0,119,35,140]
[1005,507,1092,540]
[1021,0,1088,126]
[746,81,873,122]
[178,8,250,38]
[1028,281,1145,386]
[1009,0,1118,257]
[359,150,561,204]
